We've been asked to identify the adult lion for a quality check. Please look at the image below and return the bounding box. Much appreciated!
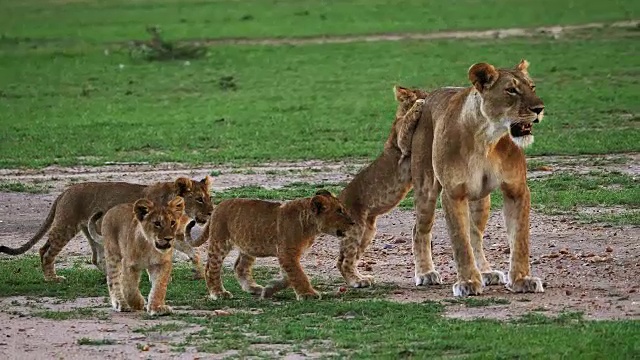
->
[411,60,545,296]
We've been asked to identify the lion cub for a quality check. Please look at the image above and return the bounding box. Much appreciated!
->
[194,190,355,300]
[392,86,428,164]
[101,197,185,315]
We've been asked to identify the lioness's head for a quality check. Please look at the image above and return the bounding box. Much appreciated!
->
[174,176,214,225]
[393,85,429,119]
[134,197,185,253]
[468,59,544,148]
[311,190,355,238]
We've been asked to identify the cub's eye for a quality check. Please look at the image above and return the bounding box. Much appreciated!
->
[154,221,162,228]
[531,85,536,92]
[337,208,344,215]
[196,197,204,203]
[505,87,518,95]
[171,220,176,226]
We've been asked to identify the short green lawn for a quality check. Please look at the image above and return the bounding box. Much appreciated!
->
[1,29,638,168]
[0,257,637,358]
[0,0,637,42]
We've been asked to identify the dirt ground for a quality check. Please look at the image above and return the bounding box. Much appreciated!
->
[0,154,638,358]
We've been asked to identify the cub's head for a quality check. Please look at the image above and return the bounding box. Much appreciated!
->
[310,190,355,238]
[174,176,214,225]
[133,197,185,253]
[393,85,428,119]
[468,59,544,148]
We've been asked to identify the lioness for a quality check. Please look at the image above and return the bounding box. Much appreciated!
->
[336,86,428,287]
[193,190,355,300]
[0,177,214,281]
[411,60,545,296]
[102,197,185,315]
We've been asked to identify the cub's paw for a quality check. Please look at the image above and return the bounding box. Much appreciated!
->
[45,275,66,283]
[148,305,173,316]
[246,284,265,296]
[295,291,322,301]
[452,279,483,297]
[507,276,544,293]
[114,302,132,312]
[192,268,205,280]
[348,275,374,288]
[208,290,233,300]
[415,270,442,286]
[482,270,506,286]
[261,286,277,299]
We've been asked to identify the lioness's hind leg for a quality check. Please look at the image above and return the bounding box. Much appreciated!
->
[234,253,264,296]
[412,179,443,286]
[40,224,77,282]
[469,196,506,286]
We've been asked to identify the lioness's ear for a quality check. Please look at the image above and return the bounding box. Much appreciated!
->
[394,85,414,102]
[201,175,212,189]
[168,196,185,213]
[515,59,530,75]
[134,199,154,222]
[315,189,333,198]
[174,177,193,196]
[311,195,327,215]
[468,63,499,92]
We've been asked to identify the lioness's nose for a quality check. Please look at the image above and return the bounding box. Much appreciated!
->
[530,105,544,115]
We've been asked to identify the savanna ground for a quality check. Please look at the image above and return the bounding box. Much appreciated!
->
[1,0,639,358]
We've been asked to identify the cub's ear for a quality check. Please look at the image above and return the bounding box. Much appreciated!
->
[315,189,333,198]
[174,177,193,196]
[394,85,415,102]
[133,199,154,222]
[168,196,185,213]
[311,195,328,215]
[201,175,212,188]
[515,59,530,75]
[468,63,499,92]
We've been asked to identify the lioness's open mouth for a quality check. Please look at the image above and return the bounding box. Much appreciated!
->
[155,242,172,250]
[510,122,533,137]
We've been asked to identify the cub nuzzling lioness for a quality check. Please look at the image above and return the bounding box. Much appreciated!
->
[192,190,355,300]
[0,177,213,281]
[101,196,187,315]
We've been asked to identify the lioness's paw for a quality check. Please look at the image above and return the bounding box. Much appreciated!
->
[208,290,233,300]
[415,270,442,286]
[507,276,544,293]
[482,270,506,286]
[296,291,322,301]
[348,275,374,288]
[452,279,483,297]
[148,305,173,316]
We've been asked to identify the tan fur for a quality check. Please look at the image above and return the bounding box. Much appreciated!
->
[0,177,213,281]
[410,60,545,296]
[194,190,355,300]
[336,86,428,288]
[102,197,185,315]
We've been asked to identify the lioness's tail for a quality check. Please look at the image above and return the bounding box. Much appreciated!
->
[87,211,104,245]
[189,221,210,247]
[0,195,60,255]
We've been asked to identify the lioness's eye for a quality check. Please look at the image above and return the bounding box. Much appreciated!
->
[154,221,161,227]
[505,87,518,95]
[196,197,204,203]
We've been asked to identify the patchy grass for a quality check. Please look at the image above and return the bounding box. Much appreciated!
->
[1,29,639,168]
[0,257,637,358]
[32,308,108,320]
[0,181,50,194]
[0,0,637,43]
[77,338,116,346]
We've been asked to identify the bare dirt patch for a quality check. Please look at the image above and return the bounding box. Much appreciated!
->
[1,155,638,357]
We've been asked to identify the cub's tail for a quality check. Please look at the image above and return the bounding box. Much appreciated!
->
[87,211,104,245]
[0,196,60,255]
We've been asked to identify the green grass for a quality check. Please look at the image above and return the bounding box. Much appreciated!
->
[211,171,640,225]
[0,181,50,194]
[1,257,638,358]
[1,28,639,168]
[0,0,637,43]
[32,307,108,320]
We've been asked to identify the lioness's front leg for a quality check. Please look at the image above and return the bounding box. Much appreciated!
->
[278,250,320,300]
[501,183,544,293]
[469,196,506,286]
[441,193,483,297]
[146,261,173,316]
